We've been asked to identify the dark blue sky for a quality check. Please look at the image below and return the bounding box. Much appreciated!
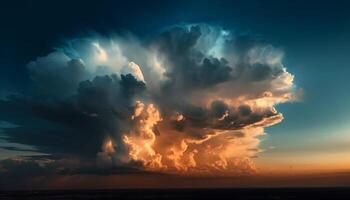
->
[1,0,350,170]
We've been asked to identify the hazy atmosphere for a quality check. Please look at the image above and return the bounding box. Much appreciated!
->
[1,0,350,190]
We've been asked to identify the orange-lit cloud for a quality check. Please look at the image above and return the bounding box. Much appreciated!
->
[0,23,298,177]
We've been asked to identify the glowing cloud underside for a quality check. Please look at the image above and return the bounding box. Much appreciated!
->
[0,24,298,176]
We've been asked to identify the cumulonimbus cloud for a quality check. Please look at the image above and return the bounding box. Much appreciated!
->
[0,24,299,177]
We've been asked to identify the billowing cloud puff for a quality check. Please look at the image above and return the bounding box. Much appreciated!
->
[0,24,298,177]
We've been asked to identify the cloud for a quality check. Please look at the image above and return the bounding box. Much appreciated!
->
[0,24,298,177]
[27,52,88,98]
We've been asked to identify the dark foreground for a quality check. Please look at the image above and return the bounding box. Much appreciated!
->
[1,188,350,200]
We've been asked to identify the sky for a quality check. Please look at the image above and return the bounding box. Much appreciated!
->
[0,0,350,189]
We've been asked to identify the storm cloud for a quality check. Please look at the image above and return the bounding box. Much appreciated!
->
[0,24,298,178]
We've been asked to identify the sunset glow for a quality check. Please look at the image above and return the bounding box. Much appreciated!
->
[1,0,350,191]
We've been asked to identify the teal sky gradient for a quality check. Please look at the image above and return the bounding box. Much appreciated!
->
[1,0,350,172]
